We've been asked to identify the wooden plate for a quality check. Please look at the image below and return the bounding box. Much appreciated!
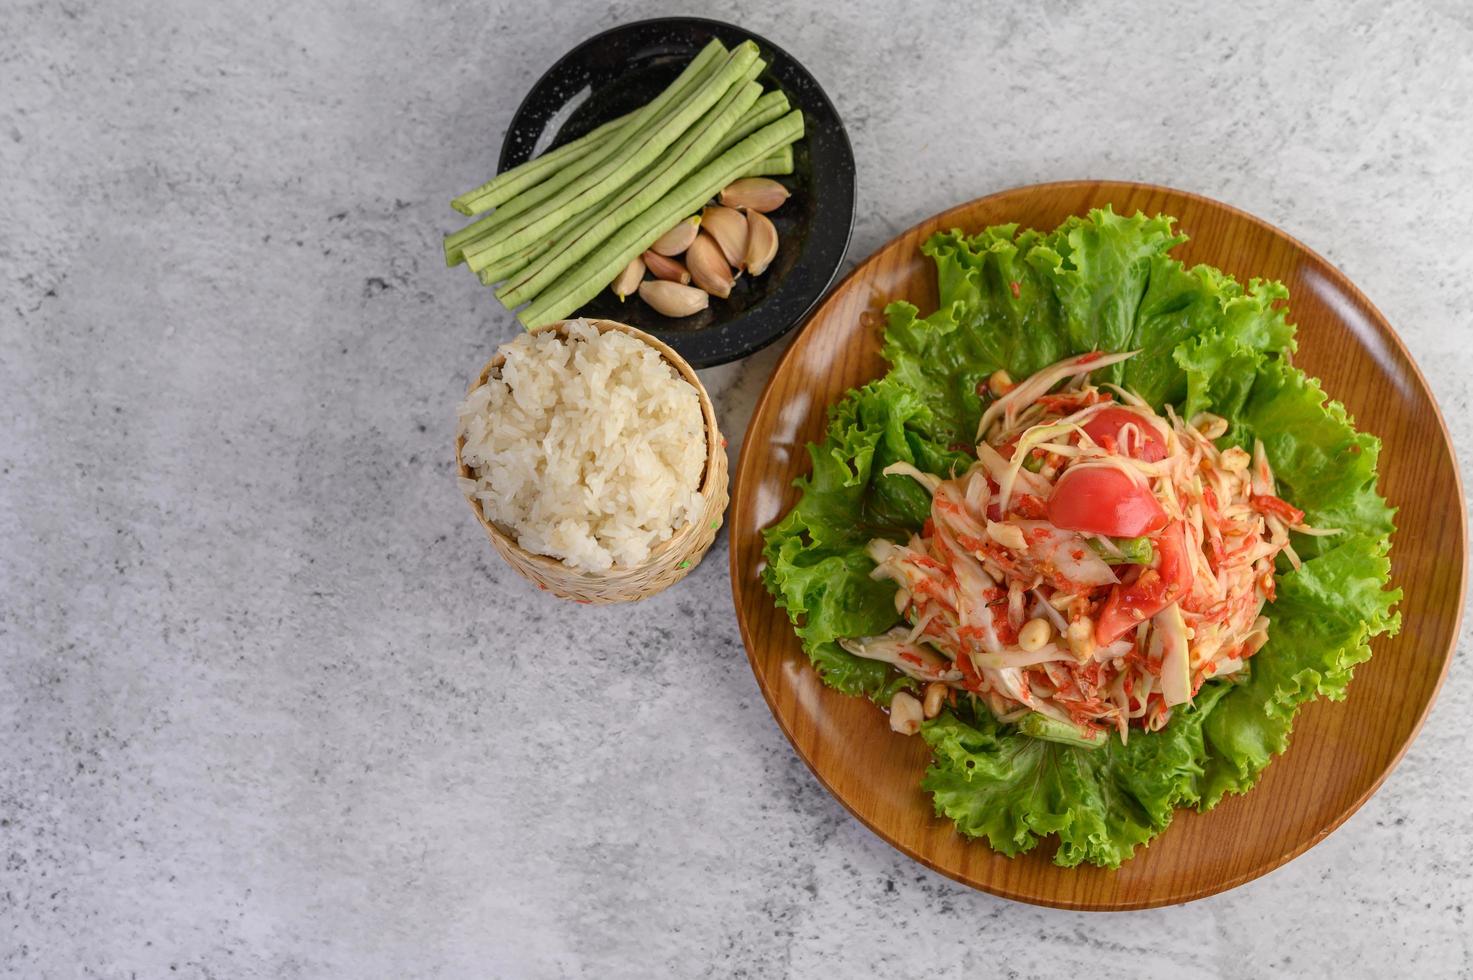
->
[728,180,1466,910]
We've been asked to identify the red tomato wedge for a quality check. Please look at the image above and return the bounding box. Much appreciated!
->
[1082,407,1167,461]
[1047,466,1167,538]
[1096,521,1193,644]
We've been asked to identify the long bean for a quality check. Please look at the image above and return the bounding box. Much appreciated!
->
[451,111,632,217]
[476,237,548,285]
[443,39,727,264]
[741,145,794,177]
[483,154,662,284]
[478,187,614,286]
[472,44,730,234]
[465,42,762,272]
[456,111,791,271]
[707,89,789,159]
[489,119,792,289]
[497,78,763,306]
[447,134,608,263]
[518,110,804,328]
[446,56,731,268]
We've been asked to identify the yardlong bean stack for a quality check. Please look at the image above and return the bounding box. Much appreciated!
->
[443,39,805,327]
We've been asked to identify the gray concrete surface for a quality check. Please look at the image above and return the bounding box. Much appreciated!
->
[3,0,1471,977]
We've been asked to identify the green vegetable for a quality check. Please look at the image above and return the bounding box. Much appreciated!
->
[761,208,1400,867]
[494,76,764,306]
[474,224,575,285]
[464,42,763,272]
[707,88,790,158]
[444,39,729,264]
[517,109,804,328]
[921,683,1231,867]
[1017,712,1105,748]
[1090,534,1153,564]
[476,244,542,286]
[450,110,634,217]
[1115,535,1154,564]
[443,40,806,321]
[466,47,754,272]
[741,145,794,178]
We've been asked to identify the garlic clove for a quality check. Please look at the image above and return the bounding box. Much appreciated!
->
[610,255,645,300]
[700,205,748,269]
[641,250,690,284]
[649,215,701,256]
[637,279,709,317]
[685,232,734,299]
[744,210,778,276]
[719,177,790,213]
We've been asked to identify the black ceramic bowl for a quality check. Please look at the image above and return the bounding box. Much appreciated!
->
[497,17,856,368]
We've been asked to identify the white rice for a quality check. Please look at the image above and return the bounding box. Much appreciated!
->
[456,320,707,572]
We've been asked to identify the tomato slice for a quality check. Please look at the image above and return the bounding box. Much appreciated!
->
[1095,521,1193,644]
[1047,466,1167,538]
[1082,407,1167,462]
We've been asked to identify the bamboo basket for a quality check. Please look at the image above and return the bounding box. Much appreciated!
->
[455,319,728,603]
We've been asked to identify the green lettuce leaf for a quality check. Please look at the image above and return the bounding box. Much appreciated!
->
[1232,359,1395,551]
[761,206,1399,867]
[1199,534,1400,803]
[922,682,1232,867]
[761,378,968,699]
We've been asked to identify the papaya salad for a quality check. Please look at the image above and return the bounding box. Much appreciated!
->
[762,210,1399,867]
[839,349,1336,746]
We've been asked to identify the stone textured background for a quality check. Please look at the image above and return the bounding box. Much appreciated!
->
[3,0,1470,977]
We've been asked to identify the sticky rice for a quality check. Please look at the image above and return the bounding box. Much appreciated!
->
[457,321,707,572]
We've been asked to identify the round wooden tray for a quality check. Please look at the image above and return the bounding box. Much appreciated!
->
[728,180,1465,910]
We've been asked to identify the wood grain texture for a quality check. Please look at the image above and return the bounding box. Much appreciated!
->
[456,319,728,604]
[727,181,1466,910]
